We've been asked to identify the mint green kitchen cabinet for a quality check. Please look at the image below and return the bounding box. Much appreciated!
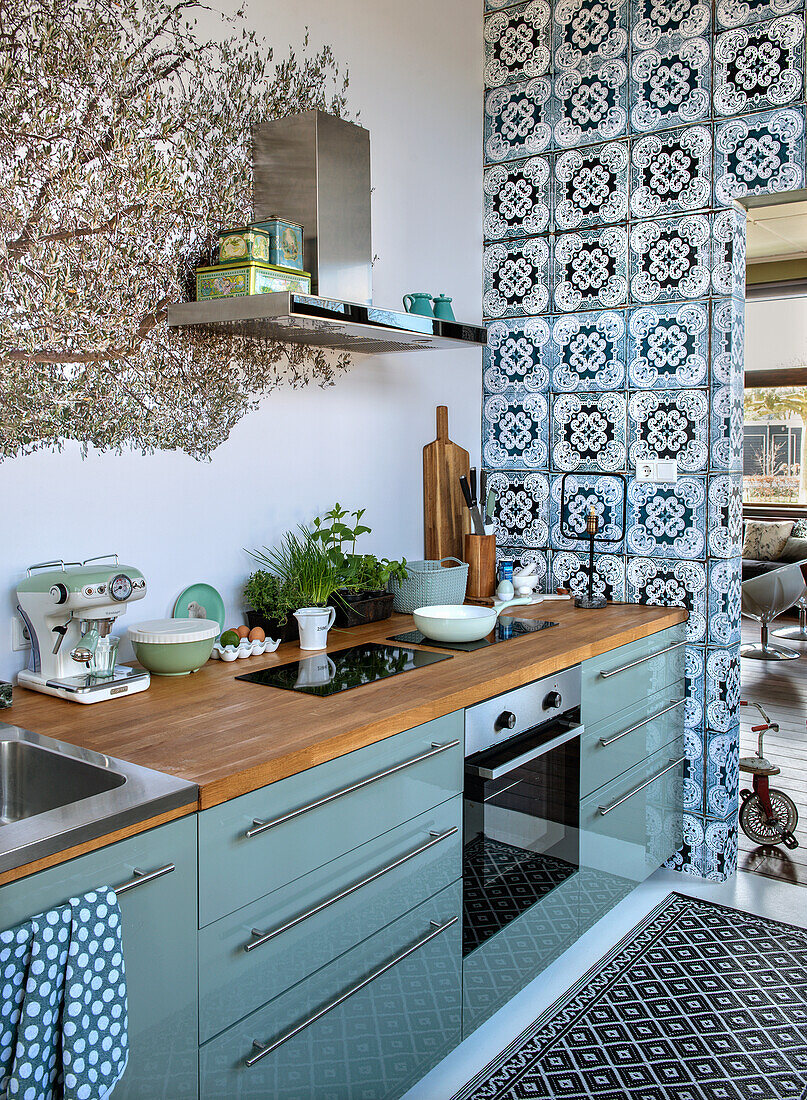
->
[200,881,462,1100]
[581,623,686,726]
[0,816,198,1100]
[198,712,463,926]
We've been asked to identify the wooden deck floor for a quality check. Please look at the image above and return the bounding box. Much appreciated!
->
[739,618,807,885]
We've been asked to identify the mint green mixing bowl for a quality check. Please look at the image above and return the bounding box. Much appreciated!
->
[129,619,218,676]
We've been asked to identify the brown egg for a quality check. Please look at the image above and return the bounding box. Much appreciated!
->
[235,625,250,639]
[248,627,266,643]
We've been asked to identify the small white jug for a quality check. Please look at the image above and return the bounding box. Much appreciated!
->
[294,606,336,651]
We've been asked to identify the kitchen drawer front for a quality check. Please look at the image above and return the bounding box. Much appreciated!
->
[199,712,463,925]
[199,795,462,1042]
[581,624,686,726]
[200,880,462,1100]
[580,742,685,888]
[0,817,199,1100]
[462,873,578,1038]
[580,680,686,798]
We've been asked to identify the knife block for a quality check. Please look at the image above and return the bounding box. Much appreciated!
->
[464,534,496,600]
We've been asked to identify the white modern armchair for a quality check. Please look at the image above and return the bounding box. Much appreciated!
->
[741,561,807,660]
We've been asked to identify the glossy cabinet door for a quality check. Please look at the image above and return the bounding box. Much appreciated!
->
[581,624,686,726]
[0,817,199,1100]
[200,881,462,1100]
[579,743,684,932]
[198,796,462,1043]
[198,712,464,926]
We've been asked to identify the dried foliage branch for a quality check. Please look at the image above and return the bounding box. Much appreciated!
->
[0,0,352,459]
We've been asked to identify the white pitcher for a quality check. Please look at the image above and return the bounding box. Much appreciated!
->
[294,606,336,651]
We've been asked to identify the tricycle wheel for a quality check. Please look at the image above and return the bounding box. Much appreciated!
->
[740,789,799,846]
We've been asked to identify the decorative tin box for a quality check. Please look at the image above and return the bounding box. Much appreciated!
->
[218,225,272,264]
[195,261,311,300]
[253,217,305,271]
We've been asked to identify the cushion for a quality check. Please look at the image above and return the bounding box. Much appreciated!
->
[791,518,807,538]
[778,536,807,563]
[742,520,794,561]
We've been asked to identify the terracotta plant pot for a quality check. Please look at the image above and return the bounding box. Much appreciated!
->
[329,590,394,628]
[245,610,298,644]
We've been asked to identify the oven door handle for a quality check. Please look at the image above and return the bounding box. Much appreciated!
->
[465,723,584,781]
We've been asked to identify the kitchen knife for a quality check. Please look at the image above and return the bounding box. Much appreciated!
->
[469,467,477,506]
[459,475,486,536]
[484,489,497,525]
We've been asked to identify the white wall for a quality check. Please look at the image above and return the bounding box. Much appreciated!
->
[1,0,483,681]
[746,295,807,371]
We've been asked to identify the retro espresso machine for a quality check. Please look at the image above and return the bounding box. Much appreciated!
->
[16,556,150,703]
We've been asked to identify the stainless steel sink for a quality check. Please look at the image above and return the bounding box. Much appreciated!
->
[0,724,197,873]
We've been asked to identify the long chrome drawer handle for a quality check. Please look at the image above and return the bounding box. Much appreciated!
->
[598,756,686,816]
[114,863,175,896]
[245,739,461,839]
[244,826,458,952]
[599,639,686,679]
[599,699,685,747]
[245,915,458,1067]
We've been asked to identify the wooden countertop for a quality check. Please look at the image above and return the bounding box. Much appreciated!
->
[5,602,686,815]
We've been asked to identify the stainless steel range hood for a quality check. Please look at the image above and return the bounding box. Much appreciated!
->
[167,293,487,354]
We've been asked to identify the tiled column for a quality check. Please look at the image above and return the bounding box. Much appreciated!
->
[482,0,807,878]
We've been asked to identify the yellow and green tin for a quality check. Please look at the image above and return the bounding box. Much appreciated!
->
[217,225,272,265]
[195,261,312,301]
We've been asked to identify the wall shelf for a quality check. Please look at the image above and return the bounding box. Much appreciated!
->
[167,293,488,354]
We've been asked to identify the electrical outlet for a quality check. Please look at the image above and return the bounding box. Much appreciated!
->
[635,459,655,482]
[12,614,31,652]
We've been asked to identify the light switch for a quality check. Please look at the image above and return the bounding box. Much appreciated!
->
[655,459,678,482]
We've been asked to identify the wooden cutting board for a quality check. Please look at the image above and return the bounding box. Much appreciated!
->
[423,405,471,561]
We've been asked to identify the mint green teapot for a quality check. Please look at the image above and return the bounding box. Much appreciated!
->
[402,292,434,317]
[432,294,455,321]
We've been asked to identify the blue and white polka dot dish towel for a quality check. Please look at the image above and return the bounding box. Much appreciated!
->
[0,887,128,1100]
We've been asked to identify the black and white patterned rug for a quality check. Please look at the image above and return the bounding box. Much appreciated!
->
[454,893,807,1100]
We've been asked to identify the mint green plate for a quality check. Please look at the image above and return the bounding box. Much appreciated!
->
[173,584,226,631]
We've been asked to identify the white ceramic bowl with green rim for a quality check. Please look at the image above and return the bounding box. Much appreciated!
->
[128,619,219,676]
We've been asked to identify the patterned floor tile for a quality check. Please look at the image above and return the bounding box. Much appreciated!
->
[484,237,550,318]
[714,106,806,205]
[630,36,711,132]
[713,15,805,116]
[630,125,712,217]
[627,302,709,389]
[484,77,554,163]
[551,391,628,471]
[483,389,550,469]
[626,477,708,559]
[553,141,628,229]
[550,310,627,391]
[484,0,552,87]
[550,472,626,550]
[553,227,629,312]
[484,317,552,393]
[484,155,551,240]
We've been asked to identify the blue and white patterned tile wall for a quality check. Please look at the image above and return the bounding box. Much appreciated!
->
[482,0,807,879]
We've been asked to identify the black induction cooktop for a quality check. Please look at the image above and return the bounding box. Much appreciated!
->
[235,641,451,697]
[388,617,558,652]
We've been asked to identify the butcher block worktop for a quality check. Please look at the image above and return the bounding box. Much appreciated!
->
[7,602,686,814]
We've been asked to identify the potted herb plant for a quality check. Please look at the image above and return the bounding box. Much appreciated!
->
[242,569,298,643]
[310,504,408,627]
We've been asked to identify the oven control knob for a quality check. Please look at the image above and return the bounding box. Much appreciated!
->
[495,711,517,731]
[543,691,562,711]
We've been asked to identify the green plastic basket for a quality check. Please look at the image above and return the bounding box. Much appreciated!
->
[388,558,469,613]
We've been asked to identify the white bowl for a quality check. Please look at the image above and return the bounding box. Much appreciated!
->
[413,604,498,643]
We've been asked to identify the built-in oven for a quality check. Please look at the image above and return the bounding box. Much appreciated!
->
[463,665,582,957]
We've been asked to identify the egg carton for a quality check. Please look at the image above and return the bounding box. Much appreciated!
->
[210,637,281,662]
